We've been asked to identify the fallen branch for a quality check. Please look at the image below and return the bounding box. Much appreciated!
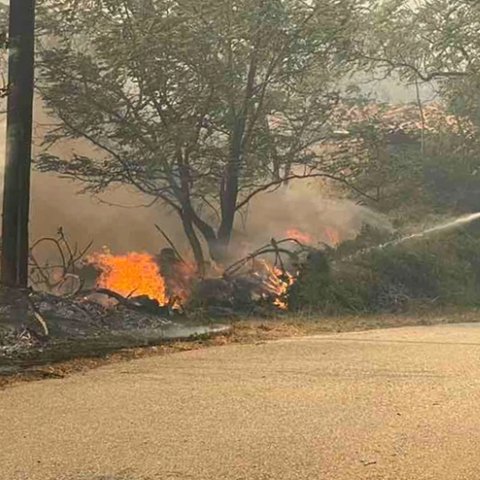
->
[154,224,186,264]
[29,228,93,295]
[223,237,316,277]
[76,288,171,315]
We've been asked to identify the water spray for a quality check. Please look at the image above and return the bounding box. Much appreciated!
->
[342,212,480,262]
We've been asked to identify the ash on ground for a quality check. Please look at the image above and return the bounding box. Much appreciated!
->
[0,288,228,374]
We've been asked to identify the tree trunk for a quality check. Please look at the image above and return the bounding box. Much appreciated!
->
[180,211,206,277]
[215,119,245,261]
[217,166,239,253]
[215,42,258,260]
[1,0,36,288]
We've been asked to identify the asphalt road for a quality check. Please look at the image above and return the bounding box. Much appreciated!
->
[2,323,480,480]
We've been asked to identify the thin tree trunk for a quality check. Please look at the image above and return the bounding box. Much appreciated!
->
[180,211,206,277]
[1,0,36,288]
[216,40,259,257]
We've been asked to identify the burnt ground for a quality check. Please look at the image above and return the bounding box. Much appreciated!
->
[1,305,479,389]
[0,288,231,380]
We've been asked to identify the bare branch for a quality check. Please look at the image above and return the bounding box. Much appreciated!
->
[235,172,379,212]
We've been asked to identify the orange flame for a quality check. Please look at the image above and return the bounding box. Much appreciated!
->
[89,251,168,305]
[255,259,295,310]
[88,249,297,310]
[324,227,340,246]
[286,228,313,245]
[167,260,197,304]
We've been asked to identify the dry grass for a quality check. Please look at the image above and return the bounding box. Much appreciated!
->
[1,307,479,390]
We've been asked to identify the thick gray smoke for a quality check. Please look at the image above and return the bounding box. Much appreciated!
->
[232,180,390,256]
[0,103,391,263]
[0,107,187,257]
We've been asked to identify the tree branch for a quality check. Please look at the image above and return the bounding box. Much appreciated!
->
[359,53,469,82]
[235,172,379,212]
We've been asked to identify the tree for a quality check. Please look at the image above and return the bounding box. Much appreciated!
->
[354,1,480,215]
[356,0,480,128]
[35,0,370,271]
[1,0,36,288]
[356,0,478,82]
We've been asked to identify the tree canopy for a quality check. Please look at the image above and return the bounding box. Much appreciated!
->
[35,0,371,269]
[32,0,480,270]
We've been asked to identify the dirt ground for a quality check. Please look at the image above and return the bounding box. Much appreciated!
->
[1,308,478,389]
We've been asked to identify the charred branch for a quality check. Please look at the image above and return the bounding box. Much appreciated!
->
[154,224,185,265]
[29,228,92,294]
[223,237,315,278]
[76,287,171,316]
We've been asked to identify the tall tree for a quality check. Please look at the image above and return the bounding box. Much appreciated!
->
[36,0,369,270]
[352,0,480,213]
[1,0,36,288]
[355,0,479,103]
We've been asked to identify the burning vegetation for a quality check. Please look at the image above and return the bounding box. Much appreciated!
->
[26,212,480,322]
[85,241,304,313]
[285,229,314,246]
[8,209,480,370]
[28,227,325,314]
[89,251,169,306]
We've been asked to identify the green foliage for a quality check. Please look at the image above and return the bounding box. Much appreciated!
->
[423,144,480,213]
[333,224,396,257]
[34,0,370,265]
[352,1,480,218]
[358,0,480,83]
[288,250,332,310]
[349,126,480,220]
[289,224,480,314]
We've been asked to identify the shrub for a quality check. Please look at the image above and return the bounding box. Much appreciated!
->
[288,222,480,314]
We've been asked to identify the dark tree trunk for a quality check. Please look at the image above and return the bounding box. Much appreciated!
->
[180,211,206,277]
[214,118,246,262]
[214,45,258,260]
[1,0,36,288]
[217,144,240,247]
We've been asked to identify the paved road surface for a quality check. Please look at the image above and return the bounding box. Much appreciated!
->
[2,323,480,480]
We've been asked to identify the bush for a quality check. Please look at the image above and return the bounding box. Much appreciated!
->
[288,223,480,314]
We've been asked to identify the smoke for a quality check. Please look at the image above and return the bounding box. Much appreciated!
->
[0,102,390,264]
[231,179,391,256]
[0,104,187,259]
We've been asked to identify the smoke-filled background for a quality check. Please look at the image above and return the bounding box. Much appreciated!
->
[0,76,420,261]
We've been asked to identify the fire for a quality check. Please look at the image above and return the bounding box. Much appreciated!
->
[87,248,297,311]
[89,251,168,305]
[285,227,341,247]
[324,227,340,246]
[255,259,295,310]
[286,228,313,245]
